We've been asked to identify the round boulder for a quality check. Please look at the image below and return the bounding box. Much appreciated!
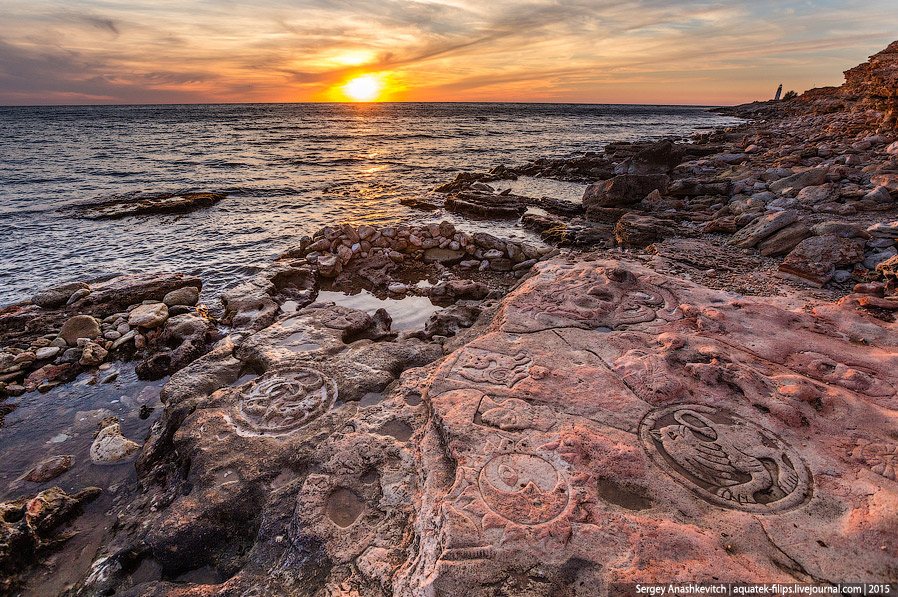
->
[162,286,200,307]
[128,303,169,329]
[59,315,101,346]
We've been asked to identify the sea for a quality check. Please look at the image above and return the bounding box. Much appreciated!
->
[0,103,742,307]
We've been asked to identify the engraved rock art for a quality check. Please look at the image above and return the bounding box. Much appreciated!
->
[640,404,811,512]
[478,453,569,525]
[856,441,898,482]
[451,348,532,388]
[785,351,895,400]
[501,265,680,333]
[613,349,685,404]
[476,395,556,432]
[232,367,337,435]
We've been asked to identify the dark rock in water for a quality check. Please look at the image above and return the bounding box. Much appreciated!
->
[68,192,226,220]
[23,455,74,483]
[74,273,203,318]
[0,486,100,594]
[582,174,669,210]
[136,314,219,380]
[31,282,90,309]
[400,197,440,211]
[445,191,527,219]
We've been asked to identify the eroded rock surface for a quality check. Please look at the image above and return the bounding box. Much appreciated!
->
[74,257,898,595]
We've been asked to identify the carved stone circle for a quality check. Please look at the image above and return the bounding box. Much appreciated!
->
[477,453,570,525]
[233,368,337,435]
[639,404,811,513]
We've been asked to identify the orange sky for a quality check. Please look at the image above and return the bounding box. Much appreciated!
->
[1,1,896,105]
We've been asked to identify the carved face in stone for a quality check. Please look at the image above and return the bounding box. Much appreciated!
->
[786,352,894,399]
[504,266,675,333]
[235,368,336,435]
[478,454,569,525]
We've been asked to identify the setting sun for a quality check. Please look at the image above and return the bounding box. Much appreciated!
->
[343,74,382,102]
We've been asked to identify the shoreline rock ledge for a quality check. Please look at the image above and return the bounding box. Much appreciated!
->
[74,256,896,595]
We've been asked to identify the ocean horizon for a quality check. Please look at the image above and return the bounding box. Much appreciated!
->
[0,102,741,306]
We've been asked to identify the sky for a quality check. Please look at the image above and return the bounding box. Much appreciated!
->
[0,0,896,106]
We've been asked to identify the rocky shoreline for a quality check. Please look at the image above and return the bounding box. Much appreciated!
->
[1,42,898,595]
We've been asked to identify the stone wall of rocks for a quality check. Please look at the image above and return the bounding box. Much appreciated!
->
[301,221,557,278]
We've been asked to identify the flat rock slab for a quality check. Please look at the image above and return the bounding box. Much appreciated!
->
[80,258,898,595]
[68,192,226,219]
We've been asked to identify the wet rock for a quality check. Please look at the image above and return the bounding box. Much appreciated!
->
[23,455,74,483]
[728,209,799,248]
[0,486,100,594]
[400,197,440,210]
[31,282,89,309]
[317,253,342,278]
[222,262,317,330]
[90,421,140,465]
[422,248,467,265]
[136,314,218,380]
[75,273,203,318]
[583,174,669,209]
[128,303,169,329]
[24,364,73,392]
[445,191,528,219]
[162,286,199,307]
[777,235,866,286]
[68,191,226,220]
[59,315,101,346]
[79,342,108,366]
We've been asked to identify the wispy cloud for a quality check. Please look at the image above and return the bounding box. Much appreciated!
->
[0,0,895,104]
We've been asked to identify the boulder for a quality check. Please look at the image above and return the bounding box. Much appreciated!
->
[422,248,467,265]
[162,286,200,307]
[769,167,829,193]
[777,236,866,286]
[128,303,169,329]
[626,140,685,175]
[59,315,100,346]
[23,455,73,483]
[795,183,839,206]
[614,214,677,248]
[79,342,108,367]
[31,282,89,309]
[75,273,203,318]
[812,221,872,238]
[667,179,730,196]
[583,174,669,209]
[89,422,139,465]
[317,253,342,278]
[757,222,813,257]
[728,210,799,248]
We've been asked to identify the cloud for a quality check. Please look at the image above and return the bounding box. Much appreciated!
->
[0,0,895,104]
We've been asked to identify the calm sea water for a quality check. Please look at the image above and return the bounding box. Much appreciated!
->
[0,103,741,306]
